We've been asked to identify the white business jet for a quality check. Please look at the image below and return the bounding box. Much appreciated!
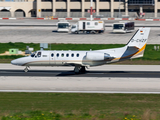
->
[11,28,150,73]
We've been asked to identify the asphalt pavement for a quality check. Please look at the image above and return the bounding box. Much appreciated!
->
[0,20,160,26]
[1,69,160,78]
[0,27,159,44]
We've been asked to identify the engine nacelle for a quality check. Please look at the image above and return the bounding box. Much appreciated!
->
[86,52,105,61]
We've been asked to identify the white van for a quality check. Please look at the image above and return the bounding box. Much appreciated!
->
[56,21,70,33]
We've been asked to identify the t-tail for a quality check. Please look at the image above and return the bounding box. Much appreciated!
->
[125,27,150,59]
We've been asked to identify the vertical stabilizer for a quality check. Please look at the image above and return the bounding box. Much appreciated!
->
[125,27,150,58]
[126,27,150,49]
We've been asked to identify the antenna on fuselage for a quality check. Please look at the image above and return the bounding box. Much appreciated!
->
[40,43,48,51]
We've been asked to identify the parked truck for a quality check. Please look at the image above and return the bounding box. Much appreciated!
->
[71,21,105,34]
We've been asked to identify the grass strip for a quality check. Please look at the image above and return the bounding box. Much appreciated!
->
[0,42,124,54]
[1,43,160,62]
[0,93,160,120]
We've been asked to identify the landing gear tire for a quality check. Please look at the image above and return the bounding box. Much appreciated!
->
[74,66,86,74]
[80,66,86,73]
[24,66,29,72]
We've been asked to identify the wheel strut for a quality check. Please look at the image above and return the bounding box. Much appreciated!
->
[24,66,29,72]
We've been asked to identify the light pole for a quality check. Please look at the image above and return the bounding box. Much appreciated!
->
[90,0,93,21]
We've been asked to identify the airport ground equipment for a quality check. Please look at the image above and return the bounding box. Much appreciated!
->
[56,20,70,33]
[113,21,134,33]
[71,21,105,34]
[71,0,104,34]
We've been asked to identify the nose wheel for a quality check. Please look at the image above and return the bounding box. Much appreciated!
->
[24,66,29,72]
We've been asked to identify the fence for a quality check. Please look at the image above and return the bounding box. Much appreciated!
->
[142,12,155,18]
[0,11,158,18]
[0,11,11,17]
[0,11,25,17]
[0,0,27,2]
[15,12,24,17]
[42,12,145,18]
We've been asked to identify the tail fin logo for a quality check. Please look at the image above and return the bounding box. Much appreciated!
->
[131,39,147,43]
[140,31,144,35]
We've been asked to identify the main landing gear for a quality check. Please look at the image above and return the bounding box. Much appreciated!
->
[74,65,86,74]
[24,66,29,72]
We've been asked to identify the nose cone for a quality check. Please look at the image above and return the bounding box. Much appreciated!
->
[11,57,26,66]
[11,59,18,65]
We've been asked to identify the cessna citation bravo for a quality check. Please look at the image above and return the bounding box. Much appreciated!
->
[11,28,150,73]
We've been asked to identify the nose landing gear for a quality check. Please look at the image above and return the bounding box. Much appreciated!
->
[24,66,29,72]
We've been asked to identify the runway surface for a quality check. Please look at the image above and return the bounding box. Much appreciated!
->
[0,76,160,93]
[1,69,160,78]
[1,64,160,78]
[1,64,160,93]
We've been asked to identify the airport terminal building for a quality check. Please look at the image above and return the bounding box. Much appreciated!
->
[0,0,159,18]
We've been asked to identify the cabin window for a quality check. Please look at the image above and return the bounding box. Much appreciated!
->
[56,53,59,57]
[87,22,90,25]
[51,53,54,57]
[77,53,79,57]
[37,52,41,57]
[71,53,74,57]
[95,22,98,25]
[66,53,69,57]
[61,53,64,57]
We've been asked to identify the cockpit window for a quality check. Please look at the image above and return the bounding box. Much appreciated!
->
[37,52,41,57]
[31,53,35,57]
[31,52,36,57]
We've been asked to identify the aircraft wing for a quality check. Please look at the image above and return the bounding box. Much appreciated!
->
[64,62,85,66]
